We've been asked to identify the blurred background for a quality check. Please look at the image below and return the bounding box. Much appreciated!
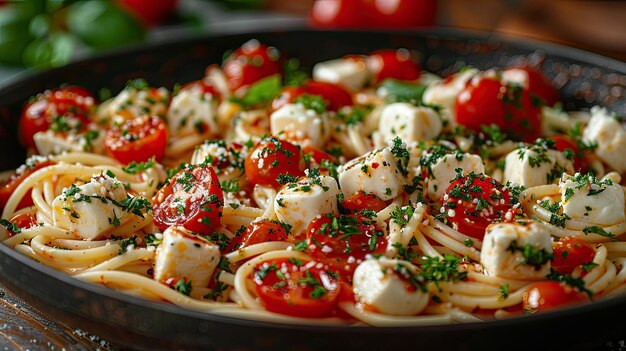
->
[0,0,625,81]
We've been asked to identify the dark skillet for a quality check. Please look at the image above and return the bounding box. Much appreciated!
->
[1,28,626,351]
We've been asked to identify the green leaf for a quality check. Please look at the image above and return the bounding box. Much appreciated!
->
[379,79,427,104]
[22,33,75,68]
[66,1,146,51]
[0,5,36,65]
[229,74,282,108]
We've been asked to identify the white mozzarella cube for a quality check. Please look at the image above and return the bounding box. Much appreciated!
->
[312,57,370,92]
[378,103,442,144]
[167,89,218,137]
[583,106,626,173]
[52,174,128,240]
[481,222,553,280]
[153,226,221,288]
[338,147,406,201]
[427,153,485,201]
[34,129,104,156]
[190,140,247,180]
[503,147,574,188]
[274,175,339,235]
[559,174,625,226]
[353,259,429,315]
[422,68,478,111]
[270,103,329,147]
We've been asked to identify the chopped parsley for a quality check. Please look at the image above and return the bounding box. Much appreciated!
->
[174,278,192,296]
[117,235,137,255]
[122,159,155,174]
[507,240,554,269]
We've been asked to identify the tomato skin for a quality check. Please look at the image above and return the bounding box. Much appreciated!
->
[441,173,515,240]
[244,137,304,188]
[6,213,38,237]
[552,237,596,275]
[309,0,365,28]
[301,145,336,165]
[253,258,341,318]
[0,160,55,212]
[103,116,167,165]
[306,214,387,275]
[152,164,224,234]
[506,66,560,107]
[117,0,178,27]
[228,219,289,252]
[522,281,588,313]
[549,135,589,173]
[222,41,281,92]
[342,192,388,213]
[369,0,437,28]
[455,75,541,142]
[367,49,421,83]
[269,86,305,114]
[20,86,95,149]
[309,0,436,28]
[269,81,352,113]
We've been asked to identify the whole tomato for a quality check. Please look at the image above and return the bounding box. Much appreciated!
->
[116,0,178,27]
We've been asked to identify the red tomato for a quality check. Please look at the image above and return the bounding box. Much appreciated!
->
[455,75,541,142]
[20,86,95,149]
[342,192,388,213]
[552,237,596,275]
[228,219,289,252]
[309,0,365,28]
[0,160,55,212]
[5,213,38,237]
[505,66,560,107]
[441,173,515,240]
[549,135,589,173]
[244,137,304,188]
[253,258,341,318]
[367,49,421,83]
[104,116,167,165]
[116,0,178,27]
[301,81,353,111]
[369,0,437,28]
[152,164,224,234]
[309,0,436,28]
[222,41,281,92]
[522,281,588,313]
[306,214,387,275]
[270,81,352,113]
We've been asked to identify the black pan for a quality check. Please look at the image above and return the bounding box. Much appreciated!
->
[1,28,625,351]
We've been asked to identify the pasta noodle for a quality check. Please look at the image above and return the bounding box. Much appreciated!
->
[2,41,626,327]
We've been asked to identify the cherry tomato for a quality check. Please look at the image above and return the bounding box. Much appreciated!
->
[116,0,178,27]
[306,213,387,275]
[222,40,281,92]
[104,116,167,165]
[309,0,436,28]
[549,135,589,173]
[244,137,304,188]
[455,75,541,142]
[253,258,341,318]
[441,173,515,240]
[228,219,289,252]
[369,0,437,28]
[270,81,352,113]
[505,66,560,107]
[522,281,588,313]
[342,192,389,213]
[552,237,596,275]
[20,86,95,149]
[309,0,365,28]
[301,145,336,165]
[152,164,224,234]
[5,213,38,237]
[367,49,421,83]
[0,160,55,212]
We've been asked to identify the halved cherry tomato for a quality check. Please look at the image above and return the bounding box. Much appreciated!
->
[244,136,304,188]
[549,135,589,173]
[253,258,341,318]
[441,173,515,240]
[301,81,353,111]
[552,237,596,275]
[269,86,304,114]
[228,219,289,252]
[0,160,55,212]
[306,213,387,275]
[301,145,336,167]
[5,213,38,237]
[222,40,281,92]
[104,116,167,165]
[342,192,389,213]
[152,164,224,234]
[20,86,95,149]
[455,75,541,142]
[505,66,560,107]
[367,49,421,83]
[522,281,588,313]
